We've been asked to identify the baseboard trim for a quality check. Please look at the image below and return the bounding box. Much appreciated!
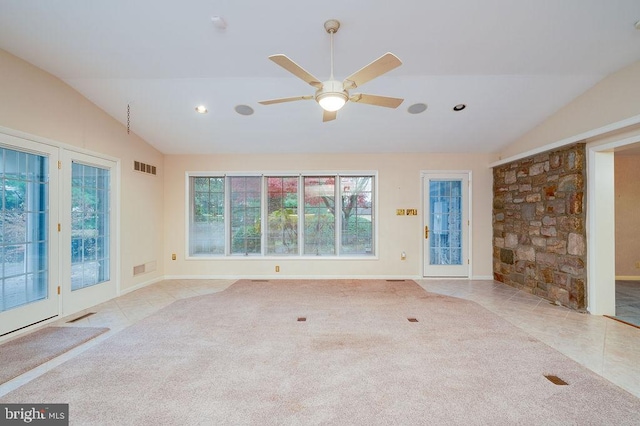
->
[120,276,165,296]
[163,274,422,281]
[615,276,640,281]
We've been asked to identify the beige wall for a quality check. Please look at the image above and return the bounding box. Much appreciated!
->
[0,46,497,286]
[615,154,640,278]
[164,153,496,279]
[0,49,165,292]
[500,60,640,159]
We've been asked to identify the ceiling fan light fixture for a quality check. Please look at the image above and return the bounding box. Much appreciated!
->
[317,92,347,111]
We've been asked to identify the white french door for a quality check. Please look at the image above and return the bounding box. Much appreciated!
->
[0,133,119,336]
[423,172,470,277]
[61,151,117,315]
[0,136,60,336]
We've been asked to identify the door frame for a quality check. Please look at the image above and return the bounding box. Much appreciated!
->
[421,170,472,278]
[0,126,121,339]
[60,149,119,316]
[0,135,60,336]
[586,132,640,315]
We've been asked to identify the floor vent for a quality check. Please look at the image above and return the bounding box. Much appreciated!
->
[251,280,269,282]
[407,318,419,322]
[544,375,568,386]
[68,312,96,323]
[386,279,406,282]
[297,317,307,322]
[133,160,157,176]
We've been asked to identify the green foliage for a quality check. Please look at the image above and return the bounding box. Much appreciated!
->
[231,221,261,254]
[267,208,298,253]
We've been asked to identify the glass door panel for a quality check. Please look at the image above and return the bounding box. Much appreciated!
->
[62,151,116,315]
[0,139,59,336]
[423,173,469,277]
[71,162,110,290]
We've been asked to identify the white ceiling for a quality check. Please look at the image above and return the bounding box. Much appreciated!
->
[1,0,639,155]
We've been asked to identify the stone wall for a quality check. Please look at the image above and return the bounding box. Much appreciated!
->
[493,143,587,310]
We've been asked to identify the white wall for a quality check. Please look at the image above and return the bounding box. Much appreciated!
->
[164,153,496,279]
[500,60,640,159]
[0,49,165,292]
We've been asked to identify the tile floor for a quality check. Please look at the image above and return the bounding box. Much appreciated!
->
[616,280,640,327]
[1,278,639,400]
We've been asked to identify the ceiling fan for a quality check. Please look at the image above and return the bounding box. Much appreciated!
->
[259,19,404,122]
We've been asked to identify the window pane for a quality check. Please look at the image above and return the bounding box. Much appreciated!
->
[230,177,261,255]
[266,177,298,255]
[71,162,110,291]
[340,176,374,255]
[303,177,335,255]
[190,177,225,255]
[1,148,48,312]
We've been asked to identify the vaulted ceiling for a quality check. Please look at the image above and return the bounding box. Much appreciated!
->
[1,1,639,154]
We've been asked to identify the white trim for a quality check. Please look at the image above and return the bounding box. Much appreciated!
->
[119,276,166,296]
[184,255,381,261]
[586,132,640,315]
[489,114,640,168]
[0,126,120,163]
[471,275,494,280]
[163,274,421,281]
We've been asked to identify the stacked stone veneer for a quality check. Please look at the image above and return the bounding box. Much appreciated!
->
[493,143,587,311]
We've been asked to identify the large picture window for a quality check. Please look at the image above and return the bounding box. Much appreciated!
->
[266,177,298,255]
[190,177,225,255]
[188,173,375,257]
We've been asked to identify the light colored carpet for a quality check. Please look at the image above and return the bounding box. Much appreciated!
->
[0,326,109,385]
[1,279,639,425]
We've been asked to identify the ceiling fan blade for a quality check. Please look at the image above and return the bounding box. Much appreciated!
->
[258,95,313,105]
[323,110,337,122]
[269,54,323,88]
[343,53,402,89]
[350,94,404,108]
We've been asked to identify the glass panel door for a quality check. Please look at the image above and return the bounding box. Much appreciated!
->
[423,173,469,277]
[62,151,116,315]
[71,162,110,290]
[0,140,59,336]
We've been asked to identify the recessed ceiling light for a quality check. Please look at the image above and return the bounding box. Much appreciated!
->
[453,104,466,112]
[195,105,208,114]
[211,16,227,30]
[234,105,254,116]
[407,103,428,114]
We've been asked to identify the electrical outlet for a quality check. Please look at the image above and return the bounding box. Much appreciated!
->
[635,261,640,269]
[171,253,176,260]
[275,265,280,272]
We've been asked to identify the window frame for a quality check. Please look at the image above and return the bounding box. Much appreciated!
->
[185,171,378,260]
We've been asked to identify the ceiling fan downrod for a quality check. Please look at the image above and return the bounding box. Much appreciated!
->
[324,19,340,80]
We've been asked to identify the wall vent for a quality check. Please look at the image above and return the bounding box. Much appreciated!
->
[134,160,157,176]
[133,264,145,275]
[133,261,156,276]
